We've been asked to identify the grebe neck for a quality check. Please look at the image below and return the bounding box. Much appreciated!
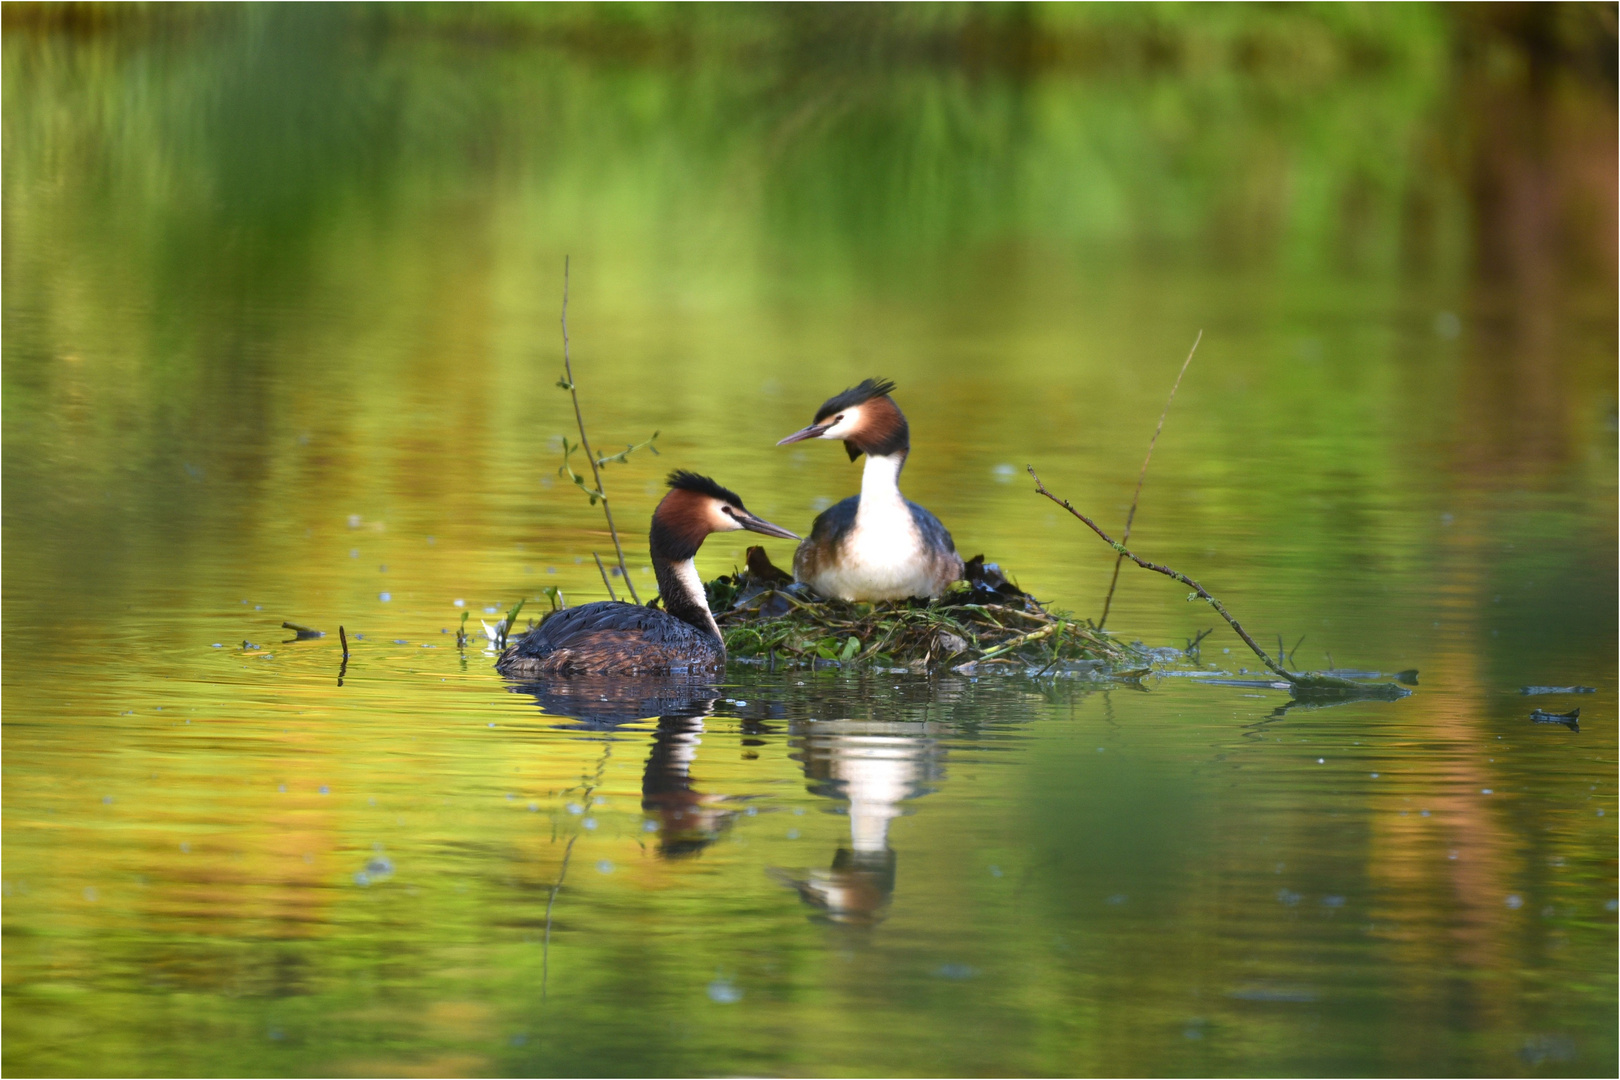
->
[653,555,723,645]
[859,450,907,507]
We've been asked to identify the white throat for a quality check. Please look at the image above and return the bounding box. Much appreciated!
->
[669,557,721,640]
[857,451,906,510]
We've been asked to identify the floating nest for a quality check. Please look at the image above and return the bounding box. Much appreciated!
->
[705,548,1148,674]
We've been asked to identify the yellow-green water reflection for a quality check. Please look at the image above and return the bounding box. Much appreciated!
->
[4,6,1615,1076]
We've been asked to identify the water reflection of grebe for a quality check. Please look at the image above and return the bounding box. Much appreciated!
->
[642,715,748,858]
[774,720,945,925]
[507,679,744,859]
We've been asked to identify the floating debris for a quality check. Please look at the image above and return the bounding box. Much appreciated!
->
[1322,668,1419,686]
[1285,674,1413,700]
[282,622,325,640]
[1530,707,1580,732]
[1521,686,1596,695]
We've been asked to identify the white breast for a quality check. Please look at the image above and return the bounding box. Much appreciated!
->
[806,453,941,601]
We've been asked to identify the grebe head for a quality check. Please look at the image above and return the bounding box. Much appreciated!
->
[777,377,909,461]
[650,470,799,561]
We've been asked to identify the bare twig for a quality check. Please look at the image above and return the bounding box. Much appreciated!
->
[1028,465,1295,683]
[592,552,619,602]
[559,258,641,604]
[1099,330,1202,630]
[977,622,1059,661]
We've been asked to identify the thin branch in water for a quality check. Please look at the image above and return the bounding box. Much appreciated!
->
[337,625,349,686]
[558,257,641,604]
[1099,329,1202,630]
[593,552,619,602]
[1028,465,1295,683]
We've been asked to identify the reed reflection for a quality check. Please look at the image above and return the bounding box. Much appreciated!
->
[776,719,945,925]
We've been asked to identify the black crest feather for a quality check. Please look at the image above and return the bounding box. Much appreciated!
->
[666,470,746,509]
[813,378,897,423]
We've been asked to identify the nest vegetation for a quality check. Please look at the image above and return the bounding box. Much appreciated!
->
[704,548,1146,674]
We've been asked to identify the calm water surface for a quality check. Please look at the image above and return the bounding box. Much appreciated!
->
[4,9,1616,1076]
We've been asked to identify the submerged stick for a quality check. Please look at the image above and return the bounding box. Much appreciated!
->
[1099,330,1201,630]
[1028,465,1294,682]
[559,258,641,604]
[592,552,619,602]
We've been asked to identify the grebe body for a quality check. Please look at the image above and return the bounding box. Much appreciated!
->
[497,472,797,677]
[779,379,963,601]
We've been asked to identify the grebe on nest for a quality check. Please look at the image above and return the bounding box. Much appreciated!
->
[496,471,798,677]
[778,378,963,601]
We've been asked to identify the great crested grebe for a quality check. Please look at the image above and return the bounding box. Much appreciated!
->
[496,471,798,677]
[777,378,963,601]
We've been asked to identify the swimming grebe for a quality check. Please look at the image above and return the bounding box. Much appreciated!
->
[496,471,798,677]
[777,378,963,601]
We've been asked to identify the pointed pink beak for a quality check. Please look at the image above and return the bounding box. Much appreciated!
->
[777,422,832,445]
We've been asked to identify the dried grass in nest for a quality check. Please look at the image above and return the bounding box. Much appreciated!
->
[706,548,1145,673]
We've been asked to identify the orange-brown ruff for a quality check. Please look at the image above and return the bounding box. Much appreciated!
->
[496,473,797,677]
[778,379,963,601]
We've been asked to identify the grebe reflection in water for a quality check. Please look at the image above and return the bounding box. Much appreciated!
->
[772,719,945,925]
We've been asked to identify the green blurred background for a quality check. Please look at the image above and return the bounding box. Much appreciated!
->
[4,4,1615,1076]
